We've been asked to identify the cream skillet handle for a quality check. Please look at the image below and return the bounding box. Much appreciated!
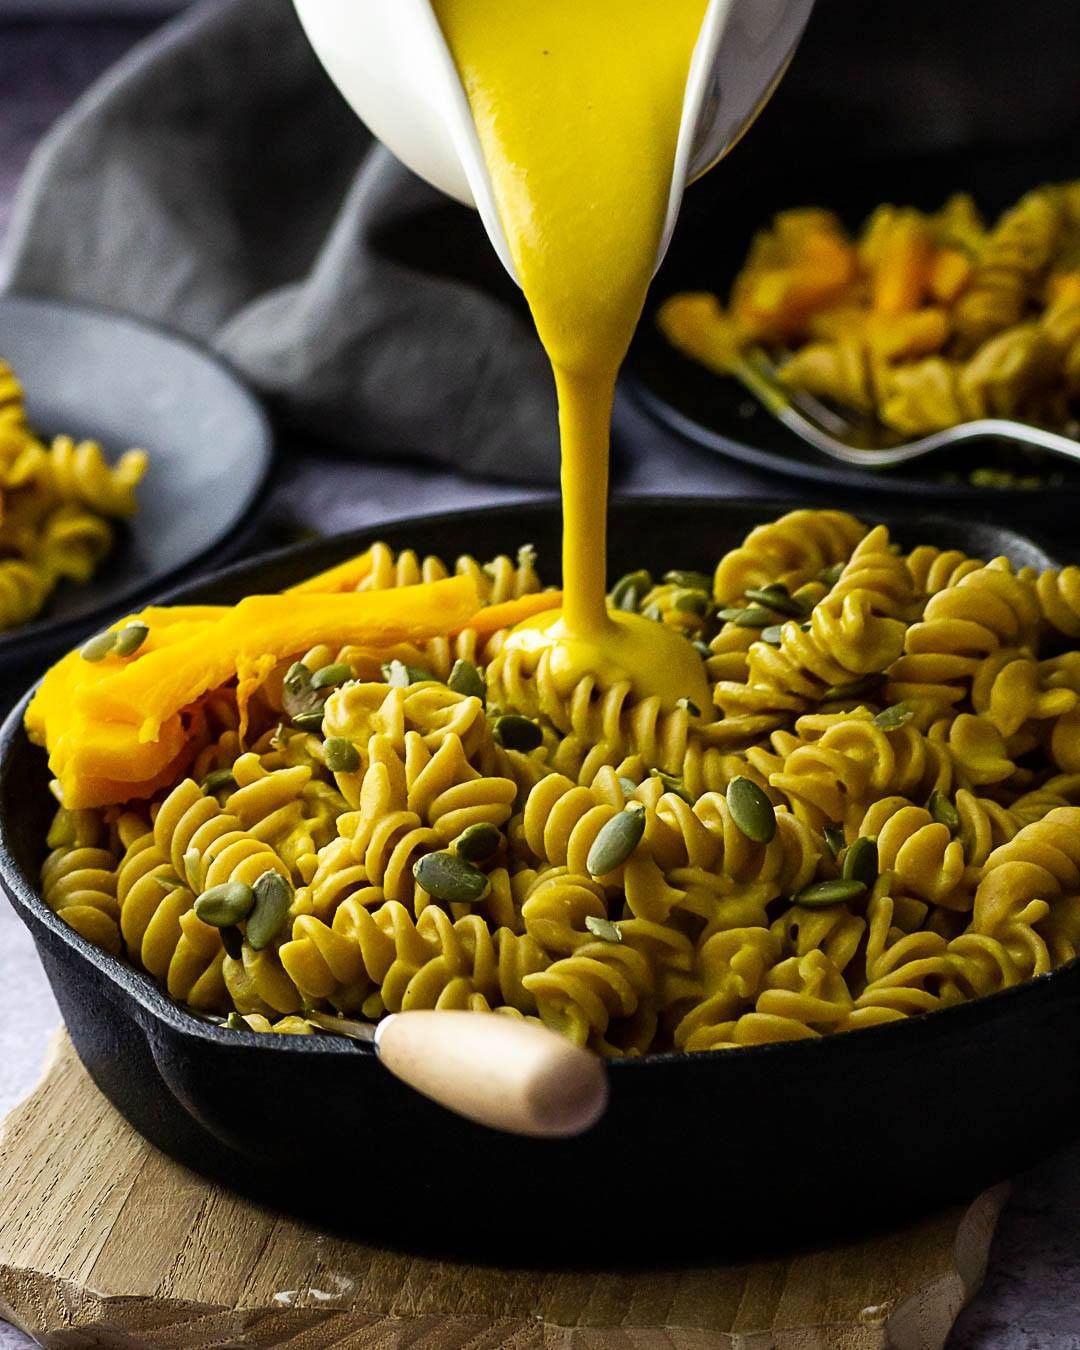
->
[374,1011,609,1138]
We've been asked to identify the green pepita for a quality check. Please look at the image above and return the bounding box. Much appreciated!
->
[719,605,774,629]
[673,590,710,616]
[819,562,845,587]
[310,662,354,691]
[246,870,295,950]
[650,768,694,805]
[760,624,785,646]
[291,710,325,732]
[413,850,490,904]
[493,714,543,752]
[114,622,150,658]
[928,789,960,834]
[824,825,846,858]
[586,805,646,876]
[663,569,712,592]
[873,702,914,731]
[225,1011,248,1031]
[323,736,360,774]
[453,822,502,862]
[821,675,884,702]
[692,640,713,659]
[448,658,486,701]
[794,878,868,909]
[618,776,638,796]
[676,697,701,716]
[791,585,819,615]
[726,776,777,844]
[156,871,187,894]
[744,586,802,617]
[611,570,652,610]
[382,660,434,688]
[585,915,623,943]
[641,603,663,622]
[80,629,118,662]
[842,835,879,888]
[194,882,256,928]
[200,768,237,795]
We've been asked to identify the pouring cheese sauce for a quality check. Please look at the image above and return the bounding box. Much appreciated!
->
[432,0,712,712]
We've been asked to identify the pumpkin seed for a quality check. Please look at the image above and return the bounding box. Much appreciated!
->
[585,915,623,943]
[453,822,502,862]
[225,1011,248,1031]
[842,835,879,888]
[183,848,203,890]
[760,624,785,646]
[727,776,777,844]
[195,881,256,928]
[719,605,774,628]
[80,629,117,662]
[824,825,846,858]
[586,805,646,876]
[220,926,244,960]
[247,870,294,950]
[282,662,327,723]
[791,585,819,615]
[156,871,186,894]
[611,570,652,610]
[323,736,360,774]
[692,640,712,659]
[873,703,914,731]
[382,660,434,688]
[928,789,960,834]
[641,603,663,622]
[200,768,237,794]
[650,768,694,805]
[663,569,712,592]
[793,878,868,909]
[493,714,543,752]
[744,586,802,617]
[676,697,701,716]
[291,710,325,732]
[310,662,354,691]
[821,674,883,702]
[114,622,150,658]
[673,590,710,616]
[448,658,486,700]
[819,562,845,587]
[618,776,638,796]
[413,851,489,903]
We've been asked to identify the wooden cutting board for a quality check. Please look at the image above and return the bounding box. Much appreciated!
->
[0,1032,1005,1349]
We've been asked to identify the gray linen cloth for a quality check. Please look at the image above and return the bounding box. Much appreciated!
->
[0,0,559,482]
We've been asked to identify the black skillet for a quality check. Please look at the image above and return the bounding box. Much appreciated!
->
[0,497,1074,1261]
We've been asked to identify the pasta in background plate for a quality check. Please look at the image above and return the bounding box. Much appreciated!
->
[0,359,147,630]
[660,181,1080,448]
[30,511,1080,1054]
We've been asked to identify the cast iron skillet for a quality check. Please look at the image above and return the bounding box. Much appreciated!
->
[0,498,1075,1261]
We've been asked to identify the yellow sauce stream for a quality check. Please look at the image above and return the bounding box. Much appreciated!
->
[432,0,711,711]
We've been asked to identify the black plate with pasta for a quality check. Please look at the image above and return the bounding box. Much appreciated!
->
[3,496,1080,1258]
[0,295,272,667]
[628,143,1080,499]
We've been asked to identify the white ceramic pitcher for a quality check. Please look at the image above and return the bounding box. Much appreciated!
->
[293,0,816,283]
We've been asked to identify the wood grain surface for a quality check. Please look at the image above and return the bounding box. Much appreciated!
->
[0,1032,1006,1349]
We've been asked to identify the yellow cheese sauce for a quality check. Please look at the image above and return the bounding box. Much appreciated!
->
[432,0,711,712]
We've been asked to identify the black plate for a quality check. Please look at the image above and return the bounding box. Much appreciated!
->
[0,498,1074,1260]
[627,143,1080,499]
[0,296,273,665]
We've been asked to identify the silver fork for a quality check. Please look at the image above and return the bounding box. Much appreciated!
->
[736,348,1080,470]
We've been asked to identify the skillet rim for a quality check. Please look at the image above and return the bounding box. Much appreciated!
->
[1,492,1073,1072]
